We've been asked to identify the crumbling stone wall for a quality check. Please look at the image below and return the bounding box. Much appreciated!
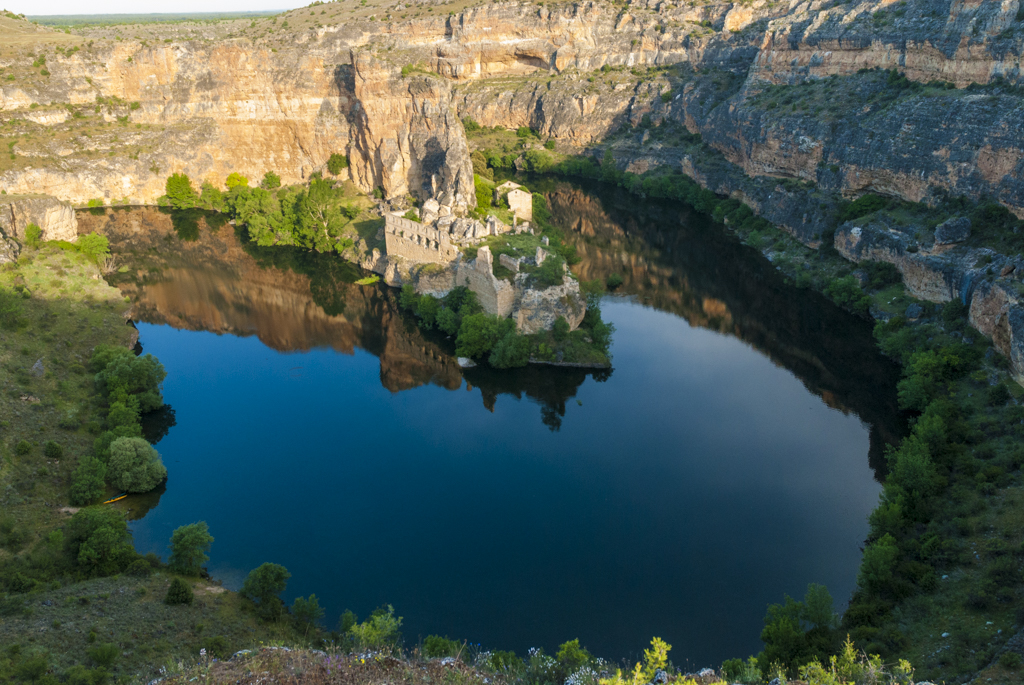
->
[384,213,460,265]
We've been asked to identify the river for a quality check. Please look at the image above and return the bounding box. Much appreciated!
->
[83,177,903,668]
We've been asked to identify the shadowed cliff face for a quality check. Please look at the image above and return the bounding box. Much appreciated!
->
[538,177,906,473]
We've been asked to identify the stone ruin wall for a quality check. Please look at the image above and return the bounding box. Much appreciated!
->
[455,247,515,318]
[384,214,460,265]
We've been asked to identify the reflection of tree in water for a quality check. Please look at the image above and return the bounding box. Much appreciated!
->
[462,364,612,432]
[141,405,177,445]
[239,229,363,316]
[159,208,230,243]
[515,173,906,473]
[120,482,166,522]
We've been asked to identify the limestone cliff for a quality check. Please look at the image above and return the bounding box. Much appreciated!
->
[0,195,78,262]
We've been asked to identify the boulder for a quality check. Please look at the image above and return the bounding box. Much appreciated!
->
[905,303,924,320]
[512,277,586,334]
[934,217,971,245]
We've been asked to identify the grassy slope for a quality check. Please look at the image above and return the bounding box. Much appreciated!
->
[0,245,134,545]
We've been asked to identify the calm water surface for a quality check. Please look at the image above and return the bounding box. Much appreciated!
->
[89,181,902,668]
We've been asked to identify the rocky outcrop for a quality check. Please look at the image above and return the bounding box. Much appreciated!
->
[512,277,586,334]
[349,52,475,211]
[0,195,78,262]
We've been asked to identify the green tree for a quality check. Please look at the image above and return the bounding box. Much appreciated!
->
[261,171,281,189]
[225,172,249,190]
[0,286,25,329]
[857,533,900,595]
[165,577,194,605]
[107,437,167,493]
[489,330,530,369]
[295,178,345,251]
[91,346,166,412]
[87,643,119,668]
[168,522,214,576]
[241,562,291,620]
[165,173,198,209]
[69,456,107,506]
[64,507,137,577]
[456,313,512,359]
[292,594,325,630]
[801,584,838,631]
[885,434,939,513]
[24,222,42,247]
[350,605,403,651]
[199,181,226,211]
[326,153,349,175]
[74,233,110,262]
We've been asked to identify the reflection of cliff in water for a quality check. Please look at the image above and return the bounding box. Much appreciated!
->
[540,179,905,475]
[79,208,589,425]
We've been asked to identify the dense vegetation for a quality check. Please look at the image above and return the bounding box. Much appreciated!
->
[469,144,1024,682]
[161,170,363,254]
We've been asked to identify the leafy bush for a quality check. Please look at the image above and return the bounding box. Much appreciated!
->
[164,577,193,605]
[423,635,461,658]
[350,605,403,651]
[43,441,63,459]
[544,139,556,150]
[489,330,530,369]
[261,171,281,189]
[168,522,214,576]
[107,437,167,493]
[24,222,42,247]
[456,313,513,359]
[91,345,166,412]
[824,275,871,315]
[838,193,888,223]
[225,172,248,190]
[292,594,325,629]
[531,253,566,288]
[0,286,25,330]
[69,456,107,505]
[74,233,111,263]
[241,562,290,620]
[606,273,624,289]
[87,643,119,669]
[15,439,32,455]
[516,126,533,138]
[861,261,901,290]
[988,383,1011,406]
[326,153,349,175]
[125,558,152,578]
[462,117,481,132]
[165,173,198,209]
[65,507,137,577]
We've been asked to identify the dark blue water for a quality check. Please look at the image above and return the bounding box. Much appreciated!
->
[95,184,901,669]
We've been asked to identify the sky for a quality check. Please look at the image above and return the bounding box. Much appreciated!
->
[9,0,306,15]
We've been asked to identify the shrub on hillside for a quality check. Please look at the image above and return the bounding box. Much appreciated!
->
[64,507,138,577]
[326,153,349,175]
[165,577,193,605]
[241,562,290,621]
[107,437,167,493]
[165,173,198,209]
[168,521,214,577]
[69,456,107,506]
[292,594,325,630]
[423,635,461,658]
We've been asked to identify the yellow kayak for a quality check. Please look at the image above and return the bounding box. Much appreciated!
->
[103,494,128,504]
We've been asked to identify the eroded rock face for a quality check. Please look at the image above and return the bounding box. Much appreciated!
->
[0,196,78,262]
[349,53,475,211]
[512,276,586,335]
